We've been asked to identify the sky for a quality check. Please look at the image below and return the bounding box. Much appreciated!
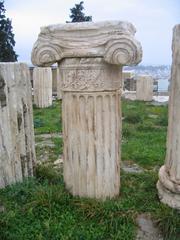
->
[4,0,180,65]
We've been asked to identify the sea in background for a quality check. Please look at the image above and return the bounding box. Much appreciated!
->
[124,65,170,92]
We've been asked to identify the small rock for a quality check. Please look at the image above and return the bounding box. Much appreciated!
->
[121,160,144,173]
[148,114,158,119]
[136,213,163,240]
[35,140,55,148]
[122,90,137,101]
[54,158,63,165]
[150,101,168,106]
[35,133,62,139]
[37,150,51,163]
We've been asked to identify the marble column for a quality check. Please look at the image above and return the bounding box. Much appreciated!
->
[31,21,142,199]
[0,63,36,188]
[60,58,122,198]
[33,67,52,108]
[157,25,180,209]
[56,68,62,100]
[136,75,154,101]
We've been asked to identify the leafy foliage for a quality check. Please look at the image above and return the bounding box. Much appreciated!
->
[0,1,18,61]
[68,1,92,23]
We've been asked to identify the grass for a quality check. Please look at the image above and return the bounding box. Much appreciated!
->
[122,100,167,168]
[33,100,62,134]
[0,171,179,240]
[35,137,63,163]
[0,99,179,240]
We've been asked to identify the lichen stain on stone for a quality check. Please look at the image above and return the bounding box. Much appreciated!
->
[20,154,26,178]
[0,74,7,107]
[17,112,22,132]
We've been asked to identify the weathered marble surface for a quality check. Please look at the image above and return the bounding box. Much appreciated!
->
[56,68,62,99]
[32,20,142,199]
[157,24,180,209]
[33,67,52,108]
[136,75,153,101]
[123,71,136,91]
[61,58,121,198]
[52,67,58,96]
[59,57,122,92]
[0,63,36,188]
[32,21,142,67]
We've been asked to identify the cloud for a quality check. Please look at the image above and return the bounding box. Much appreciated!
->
[4,0,180,64]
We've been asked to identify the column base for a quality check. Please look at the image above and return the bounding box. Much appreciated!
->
[157,166,180,209]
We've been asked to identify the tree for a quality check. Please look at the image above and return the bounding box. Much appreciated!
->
[0,1,18,62]
[67,1,92,23]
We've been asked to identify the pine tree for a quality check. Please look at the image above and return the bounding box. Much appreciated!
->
[68,1,92,23]
[0,1,18,62]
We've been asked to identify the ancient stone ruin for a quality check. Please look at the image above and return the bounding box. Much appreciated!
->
[157,25,180,209]
[56,68,62,100]
[123,71,136,91]
[33,67,53,108]
[136,75,154,101]
[32,21,142,199]
[0,63,36,188]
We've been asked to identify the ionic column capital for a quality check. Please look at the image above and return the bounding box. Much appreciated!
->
[31,21,142,67]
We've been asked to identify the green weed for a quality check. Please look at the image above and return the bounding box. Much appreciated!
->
[0,99,178,240]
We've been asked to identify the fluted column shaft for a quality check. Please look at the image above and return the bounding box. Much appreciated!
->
[33,67,52,108]
[60,58,121,199]
[157,25,180,209]
[0,63,36,188]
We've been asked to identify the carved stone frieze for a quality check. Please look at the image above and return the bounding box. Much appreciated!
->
[61,69,104,90]
[59,57,122,91]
